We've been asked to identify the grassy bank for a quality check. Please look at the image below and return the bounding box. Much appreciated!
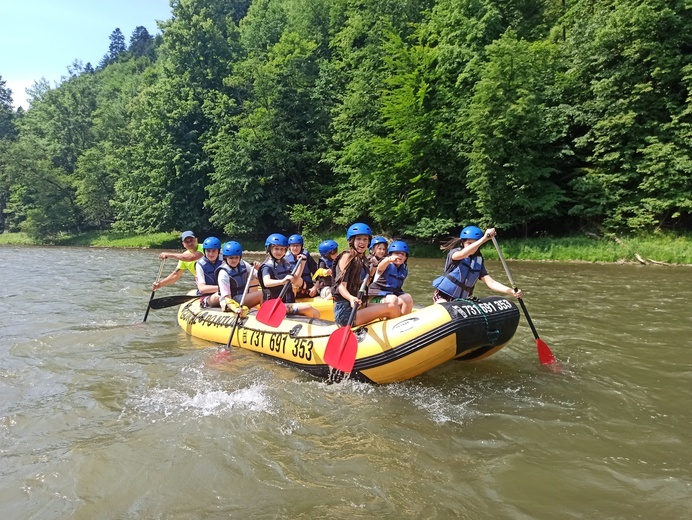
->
[1,231,691,265]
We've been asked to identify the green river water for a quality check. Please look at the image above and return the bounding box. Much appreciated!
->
[1,246,690,519]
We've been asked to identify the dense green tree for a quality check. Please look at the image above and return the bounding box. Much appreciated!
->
[565,0,692,231]
[465,33,568,232]
[0,75,16,139]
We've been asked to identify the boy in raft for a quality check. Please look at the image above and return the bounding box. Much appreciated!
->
[208,241,262,312]
[285,234,319,298]
[369,240,414,315]
[312,239,338,299]
[432,226,523,302]
[152,230,203,291]
[196,237,224,307]
[259,233,319,318]
[332,223,400,327]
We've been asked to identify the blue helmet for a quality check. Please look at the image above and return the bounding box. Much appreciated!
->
[222,241,243,257]
[370,235,388,250]
[288,234,304,245]
[346,222,372,240]
[318,239,338,256]
[388,240,409,255]
[265,233,289,249]
[202,236,221,250]
[460,226,483,240]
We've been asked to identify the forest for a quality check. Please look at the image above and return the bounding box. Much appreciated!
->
[0,0,690,243]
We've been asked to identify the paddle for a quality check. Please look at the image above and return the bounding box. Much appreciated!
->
[149,293,200,310]
[323,276,369,373]
[225,266,255,350]
[256,258,304,327]
[143,258,166,322]
[491,236,557,365]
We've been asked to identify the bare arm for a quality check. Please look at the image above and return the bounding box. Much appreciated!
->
[152,269,185,291]
[481,274,523,298]
[159,250,203,262]
[450,228,497,261]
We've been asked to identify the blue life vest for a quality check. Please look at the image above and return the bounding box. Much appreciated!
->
[432,251,485,299]
[286,249,316,288]
[318,256,334,270]
[197,256,223,286]
[370,263,408,296]
[259,258,295,303]
[215,261,248,299]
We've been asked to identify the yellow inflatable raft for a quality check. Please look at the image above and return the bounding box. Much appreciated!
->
[178,295,520,384]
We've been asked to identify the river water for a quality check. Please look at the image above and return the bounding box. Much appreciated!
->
[1,246,690,519]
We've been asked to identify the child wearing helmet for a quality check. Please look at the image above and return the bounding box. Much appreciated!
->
[432,226,522,303]
[285,234,319,298]
[196,237,224,307]
[259,234,319,318]
[332,223,401,327]
[213,241,262,312]
[313,239,339,299]
[369,236,389,268]
[151,230,204,292]
[368,240,414,315]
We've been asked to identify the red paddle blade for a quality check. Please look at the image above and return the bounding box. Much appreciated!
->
[536,338,557,365]
[324,326,358,373]
[256,298,286,327]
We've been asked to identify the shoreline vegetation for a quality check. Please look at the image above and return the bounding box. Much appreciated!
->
[1,231,691,265]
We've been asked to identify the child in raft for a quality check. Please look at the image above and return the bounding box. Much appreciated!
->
[210,241,262,312]
[368,235,389,269]
[368,240,414,315]
[196,237,224,307]
[312,239,339,300]
[432,226,523,302]
[285,234,319,298]
[332,223,400,327]
[258,233,319,318]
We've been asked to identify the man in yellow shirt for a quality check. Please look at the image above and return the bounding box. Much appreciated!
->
[152,231,204,291]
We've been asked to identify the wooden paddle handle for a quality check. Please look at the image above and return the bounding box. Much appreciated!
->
[277,257,304,300]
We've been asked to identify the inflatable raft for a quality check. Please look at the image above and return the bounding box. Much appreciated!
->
[178,295,520,383]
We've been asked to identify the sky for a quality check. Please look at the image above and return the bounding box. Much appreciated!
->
[0,0,173,109]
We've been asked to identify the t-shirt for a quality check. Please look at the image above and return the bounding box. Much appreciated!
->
[177,244,204,275]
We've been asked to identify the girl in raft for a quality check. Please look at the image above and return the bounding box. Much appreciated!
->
[432,226,523,302]
[368,240,414,315]
[332,223,400,327]
[258,233,319,318]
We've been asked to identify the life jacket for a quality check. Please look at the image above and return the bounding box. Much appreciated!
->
[332,251,368,303]
[258,257,296,303]
[315,256,334,287]
[286,249,316,288]
[370,263,408,296]
[432,250,485,299]
[215,261,248,299]
[197,256,223,286]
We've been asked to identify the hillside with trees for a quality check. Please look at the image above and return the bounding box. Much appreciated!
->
[1,0,690,242]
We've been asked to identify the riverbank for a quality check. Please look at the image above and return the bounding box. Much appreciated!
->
[1,231,690,265]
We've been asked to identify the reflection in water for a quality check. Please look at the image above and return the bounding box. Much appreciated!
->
[0,246,691,518]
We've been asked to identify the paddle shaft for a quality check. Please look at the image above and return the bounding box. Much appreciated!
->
[225,266,255,350]
[143,258,166,322]
[491,236,557,365]
[490,236,542,339]
[346,277,369,327]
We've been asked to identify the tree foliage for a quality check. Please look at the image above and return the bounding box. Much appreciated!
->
[1,0,690,241]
